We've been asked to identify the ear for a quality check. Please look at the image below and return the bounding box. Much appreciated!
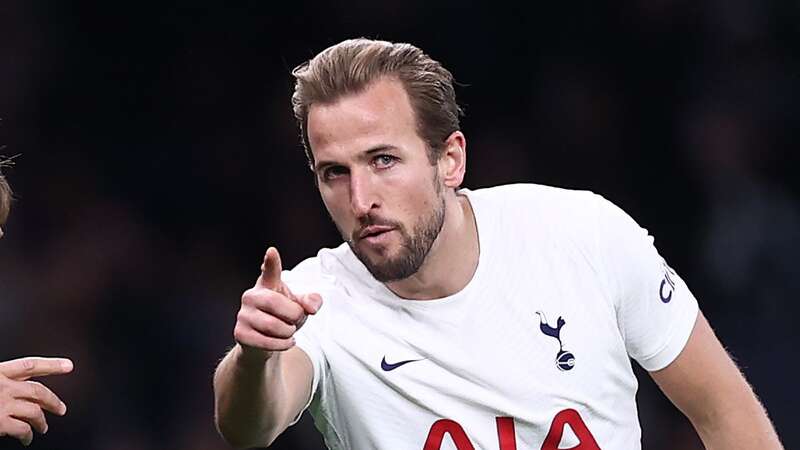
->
[437,131,467,189]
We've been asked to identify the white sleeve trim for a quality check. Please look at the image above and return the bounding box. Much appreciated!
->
[287,338,321,426]
[637,303,699,372]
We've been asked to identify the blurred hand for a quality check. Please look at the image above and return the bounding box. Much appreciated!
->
[0,357,73,446]
[234,247,322,363]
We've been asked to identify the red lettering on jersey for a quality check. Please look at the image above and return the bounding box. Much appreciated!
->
[496,417,517,450]
[423,419,475,450]
[541,409,600,450]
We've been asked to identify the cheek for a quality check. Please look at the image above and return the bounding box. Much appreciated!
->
[396,182,437,217]
[321,189,354,226]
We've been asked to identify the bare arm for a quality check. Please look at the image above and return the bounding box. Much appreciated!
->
[214,345,313,448]
[213,248,322,449]
[650,311,782,449]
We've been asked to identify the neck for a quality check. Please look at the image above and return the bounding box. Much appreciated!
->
[386,192,479,300]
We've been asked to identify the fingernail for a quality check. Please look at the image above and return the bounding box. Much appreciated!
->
[61,360,73,371]
[60,401,67,415]
[43,424,48,434]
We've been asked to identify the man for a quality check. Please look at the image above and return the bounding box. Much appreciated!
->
[0,157,74,446]
[213,39,782,449]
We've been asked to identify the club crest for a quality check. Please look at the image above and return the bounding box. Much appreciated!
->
[536,311,575,371]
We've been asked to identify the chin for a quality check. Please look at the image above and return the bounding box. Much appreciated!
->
[354,247,414,281]
[359,245,394,263]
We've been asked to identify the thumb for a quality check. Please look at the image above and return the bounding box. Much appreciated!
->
[296,292,323,315]
[258,247,283,290]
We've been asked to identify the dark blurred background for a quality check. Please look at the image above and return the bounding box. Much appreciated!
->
[0,1,798,449]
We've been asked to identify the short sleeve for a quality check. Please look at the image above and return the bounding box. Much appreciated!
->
[281,259,332,424]
[593,196,699,371]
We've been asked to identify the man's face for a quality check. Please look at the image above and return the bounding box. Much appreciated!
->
[307,78,447,282]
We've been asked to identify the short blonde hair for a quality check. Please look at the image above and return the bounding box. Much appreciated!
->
[0,157,13,224]
[292,38,463,166]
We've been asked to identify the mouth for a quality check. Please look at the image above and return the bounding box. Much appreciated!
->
[357,225,396,245]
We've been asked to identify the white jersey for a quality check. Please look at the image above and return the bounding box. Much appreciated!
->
[284,184,698,450]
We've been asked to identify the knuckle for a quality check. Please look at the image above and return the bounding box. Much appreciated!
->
[290,306,306,324]
[21,409,44,432]
[265,315,295,337]
[233,324,247,343]
[21,402,38,418]
[31,382,54,405]
[9,420,29,437]
[0,423,15,438]
[4,381,22,398]
[28,382,43,401]
[243,288,275,309]
[260,314,280,332]
[240,289,254,305]
[21,359,35,375]
[241,287,266,305]
[260,291,278,307]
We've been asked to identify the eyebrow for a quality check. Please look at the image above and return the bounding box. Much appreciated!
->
[314,144,400,173]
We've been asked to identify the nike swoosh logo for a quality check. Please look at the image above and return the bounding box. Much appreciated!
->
[381,356,423,371]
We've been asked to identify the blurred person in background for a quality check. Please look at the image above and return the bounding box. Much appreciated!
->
[213,39,782,449]
[0,157,73,447]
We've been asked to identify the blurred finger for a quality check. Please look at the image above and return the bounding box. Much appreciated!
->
[295,293,322,315]
[0,357,73,380]
[18,381,67,416]
[10,401,48,434]
[0,416,34,446]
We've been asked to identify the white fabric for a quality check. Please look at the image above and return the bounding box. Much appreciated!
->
[283,183,699,450]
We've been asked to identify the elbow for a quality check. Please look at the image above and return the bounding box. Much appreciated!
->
[214,416,248,449]
[214,411,280,449]
[215,419,269,449]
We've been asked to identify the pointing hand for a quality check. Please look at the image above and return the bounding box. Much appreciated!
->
[0,357,73,446]
[234,247,322,362]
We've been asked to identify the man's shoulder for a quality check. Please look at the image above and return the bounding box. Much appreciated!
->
[283,243,371,294]
[467,183,604,216]
[467,183,633,252]
[286,243,348,278]
[469,182,595,201]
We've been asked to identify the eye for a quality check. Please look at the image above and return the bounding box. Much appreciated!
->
[373,154,397,169]
[322,165,348,181]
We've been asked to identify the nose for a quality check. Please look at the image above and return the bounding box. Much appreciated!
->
[349,169,378,218]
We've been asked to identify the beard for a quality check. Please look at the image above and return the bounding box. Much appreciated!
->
[343,178,446,283]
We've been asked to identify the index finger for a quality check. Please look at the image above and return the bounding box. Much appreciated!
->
[21,381,68,416]
[257,247,283,290]
[0,357,74,380]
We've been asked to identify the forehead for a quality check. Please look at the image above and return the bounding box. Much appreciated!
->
[307,78,418,159]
